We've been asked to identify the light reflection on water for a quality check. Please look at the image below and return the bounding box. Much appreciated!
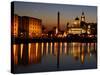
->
[12,42,97,73]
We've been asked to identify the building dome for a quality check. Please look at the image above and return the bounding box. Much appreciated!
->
[75,17,79,20]
[72,16,80,28]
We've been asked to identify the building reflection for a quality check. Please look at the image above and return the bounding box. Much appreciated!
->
[20,43,23,59]
[28,43,41,64]
[60,42,62,55]
[87,43,90,63]
[50,42,53,54]
[64,42,67,55]
[46,42,49,55]
[12,42,97,65]
[41,42,44,55]
[72,42,80,61]
[54,42,58,56]
[80,43,85,64]
[13,44,18,64]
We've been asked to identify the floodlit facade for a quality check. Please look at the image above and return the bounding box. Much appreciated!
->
[67,12,86,35]
[12,14,42,38]
[21,16,42,38]
[11,14,19,37]
[68,28,86,34]
[29,17,42,38]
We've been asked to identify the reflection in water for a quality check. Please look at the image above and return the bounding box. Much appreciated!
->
[46,42,48,55]
[28,43,31,63]
[41,42,44,55]
[87,43,90,63]
[50,42,53,54]
[64,42,67,55]
[72,42,80,61]
[36,43,38,57]
[13,44,18,64]
[12,42,97,68]
[81,43,85,64]
[54,42,56,56]
[28,43,41,64]
[20,43,23,59]
[60,42,62,55]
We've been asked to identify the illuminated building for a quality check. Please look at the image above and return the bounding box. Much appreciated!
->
[12,15,42,38]
[21,16,42,38]
[67,12,86,35]
[11,14,20,37]
[29,17,42,38]
[73,17,80,28]
[80,12,87,32]
[87,25,91,34]
[21,16,29,38]
[81,12,85,22]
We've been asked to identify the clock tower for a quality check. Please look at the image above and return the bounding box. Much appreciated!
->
[81,12,85,22]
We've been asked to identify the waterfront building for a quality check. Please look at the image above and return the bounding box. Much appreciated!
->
[21,16,42,38]
[12,14,42,38]
[67,12,86,35]
[29,17,42,38]
[11,14,20,37]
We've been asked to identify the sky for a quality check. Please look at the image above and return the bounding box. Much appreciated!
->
[13,1,97,30]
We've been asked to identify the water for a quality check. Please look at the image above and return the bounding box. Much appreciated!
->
[11,42,97,73]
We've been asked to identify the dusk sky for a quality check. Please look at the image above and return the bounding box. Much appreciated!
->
[14,1,97,30]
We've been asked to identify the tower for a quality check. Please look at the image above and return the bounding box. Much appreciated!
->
[57,11,60,32]
[81,12,85,22]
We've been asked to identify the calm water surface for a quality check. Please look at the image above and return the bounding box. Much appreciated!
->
[12,42,97,73]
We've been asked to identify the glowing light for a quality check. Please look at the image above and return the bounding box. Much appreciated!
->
[87,43,90,54]
[41,42,44,55]
[36,43,38,57]
[50,42,53,54]
[88,25,91,29]
[46,42,48,55]
[13,15,19,37]
[54,42,57,56]
[87,30,90,34]
[64,42,67,54]
[20,43,23,59]
[63,32,67,37]
[74,21,77,25]
[13,44,16,57]
[81,54,84,64]
[28,43,31,61]
[68,28,83,34]
[13,44,18,64]
[60,42,62,55]
[81,43,85,64]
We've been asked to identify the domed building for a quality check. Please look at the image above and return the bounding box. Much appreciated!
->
[67,12,86,35]
[73,17,80,27]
